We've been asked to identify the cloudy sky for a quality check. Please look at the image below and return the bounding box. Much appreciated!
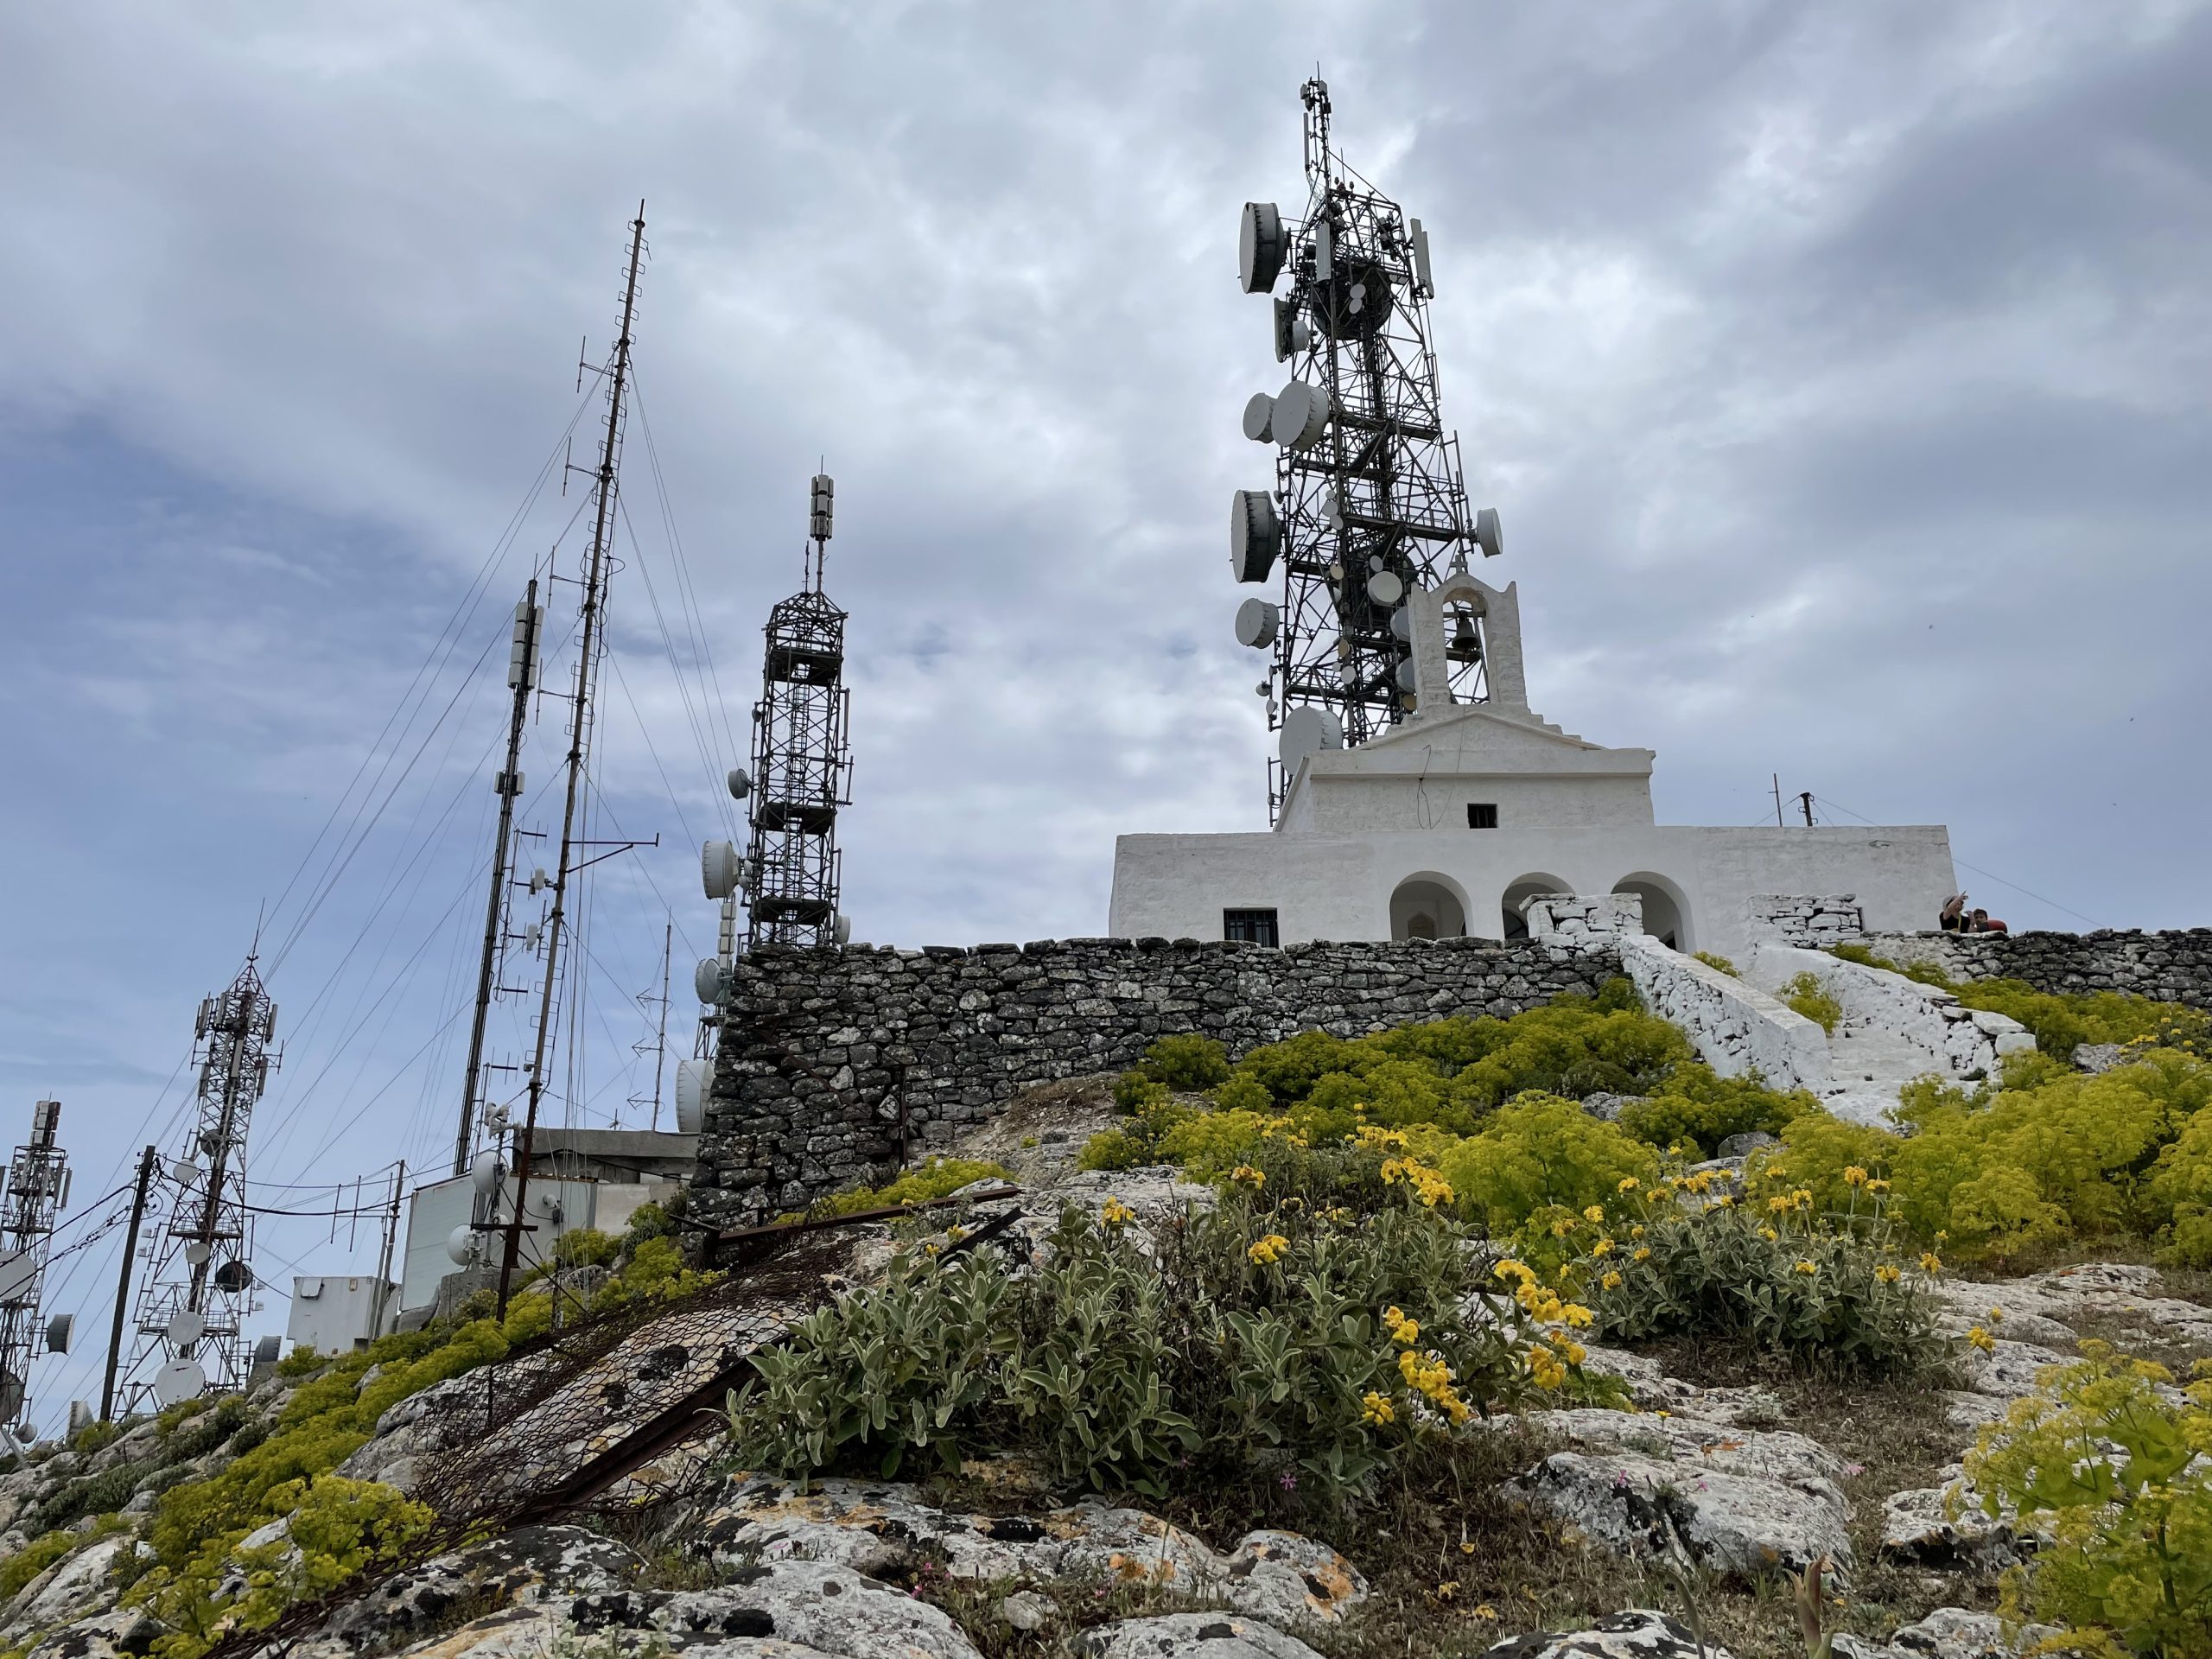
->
[3,0,2207,1425]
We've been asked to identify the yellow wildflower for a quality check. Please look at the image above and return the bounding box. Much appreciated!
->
[1843,1166,1869,1187]
[1493,1258,1536,1286]
[1473,1605,1499,1620]
[1583,1205,1605,1224]
[1630,1224,1646,1239]
[1875,1264,1901,1283]
[1526,1343,1567,1389]
[1382,1306,1421,1346]
[1591,1237,1615,1257]
[1230,1165,1265,1188]
[1794,1260,1817,1275]
[1920,1251,1943,1274]
[1100,1197,1135,1227]
[1617,1176,1641,1194]
[1967,1325,1995,1351]
[1601,1270,1624,1290]
[1632,1246,1651,1262]
[1760,1226,1779,1242]
[1433,1581,1459,1602]
[1560,1338,1587,1365]
[1987,1306,2004,1325]
[1550,1217,1576,1238]
[1248,1233,1290,1266]
[1866,1179,1891,1195]
[1361,1390,1395,1426]
[1559,1301,1594,1328]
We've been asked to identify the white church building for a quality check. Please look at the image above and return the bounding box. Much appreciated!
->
[1109,566,1958,966]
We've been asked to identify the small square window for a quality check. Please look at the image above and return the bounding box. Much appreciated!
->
[1224,907,1280,946]
[1467,803,1499,829]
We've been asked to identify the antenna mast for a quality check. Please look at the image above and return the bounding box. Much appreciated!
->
[497,206,645,1319]
[1230,78,1503,819]
[0,1099,72,1443]
[123,955,278,1408]
[454,579,543,1176]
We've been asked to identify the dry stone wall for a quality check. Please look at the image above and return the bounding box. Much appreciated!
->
[1854,930,2212,1010]
[690,936,1622,1226]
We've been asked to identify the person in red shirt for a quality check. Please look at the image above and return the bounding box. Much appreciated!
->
[1969,908,2008,934]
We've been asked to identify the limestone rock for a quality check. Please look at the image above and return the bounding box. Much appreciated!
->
[1,1537,141,1640]
[997,1590,1053,1632]
[568,1562,983,1659]
[22,1607,167,1659]
[1077,1612,1325,1659]
[297,1525,642,1656]
[2070,1043,2130,1074]
[1525,1408,1846,1497]
[1570,1349,1785,1428]
[1955,1339,2069,1402]
[1481,1609,1726,1659]
[1836,1606,2060,1659]
[1878,1482,2020,1570]
[1510,1451,1853,1581]
[689,1478,1364,1626]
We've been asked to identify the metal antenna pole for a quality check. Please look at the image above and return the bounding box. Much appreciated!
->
[1799,791,1815,828]
[100,1145,156,1422]
[1773,773,1785,828]
[454,578,542,1176]
[499,205,645,1321]
[649,920,671,1129]
[369,1161,404,1341]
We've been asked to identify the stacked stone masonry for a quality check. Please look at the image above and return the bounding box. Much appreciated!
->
[1749,894,1867,950]
[690,936,1622,1225]
[1855,930,2212,1012]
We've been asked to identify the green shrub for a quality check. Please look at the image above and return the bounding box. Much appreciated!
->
[276,1345,327,1378]
[1780,972,1842,1034]
[1208,1074,1273,1114]
[1138,1033,1233,1091]
[1692,951,1740,977]
[1966,1344,2212,1658]
[1569,1179,1944,1379]
[1434,1094,1659,1253]
[1112,1070,1165,1114]
[0,1528,92,1599]
[728,1197,1571,1506]
[1614,1063,1811,1159]
[68,1417,125,1455]
[1075,1128,1147,1172]
[814,1155,1013,1218]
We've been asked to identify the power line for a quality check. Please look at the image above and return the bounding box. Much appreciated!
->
[1813,794,2110,928]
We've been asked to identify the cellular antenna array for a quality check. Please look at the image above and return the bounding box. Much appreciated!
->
[0,1099,73,1445]
[123,956,277,1409]
[1229,78,1505,817]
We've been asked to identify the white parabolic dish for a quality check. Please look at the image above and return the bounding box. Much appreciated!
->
[1234,597,1280,649]
[675,1058,709,1135]
[153,1359,206,1409]
[1238,200,1285,294]
[1278,705,1344,774]
[1240,392,1275,443]
[1272,380,1330,449]
[166,1309,206,1346]
[1230,490,1281,584]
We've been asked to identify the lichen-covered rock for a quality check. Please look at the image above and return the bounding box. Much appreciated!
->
[1510,1451,1853,1581]
[1481,1609,1727,1659]
[1835,1606,2060,1659]
[689,1478,1364,1625]
[1524,1408,1846,1497]
[1573,1348,1784,1428]
[1878,1481,2021,1570]
[22,1606,167,1659]
[1077,1612,1325,1659]
[1,1536,142,1640]
[568,1562,983,1659]
[294,1525,642,1657]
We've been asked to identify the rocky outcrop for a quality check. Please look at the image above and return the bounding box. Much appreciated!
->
[1482,1610,1722,1659]
[1077,1612,1326,1659]
[687,1478,1367,1627]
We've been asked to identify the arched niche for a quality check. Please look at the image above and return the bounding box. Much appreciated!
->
[1501,873,1573,941]
[1612,872,1692,951]
[1390,872,1469,941]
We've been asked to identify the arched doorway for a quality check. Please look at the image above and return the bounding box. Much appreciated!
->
[1612,873,1691,951]
[1501,873,1573,940]
[1390,874,1469,941]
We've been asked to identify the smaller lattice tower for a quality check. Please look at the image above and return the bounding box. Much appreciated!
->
[124,957,277,1408]
[0,1100,71,1438]
[737,474,853,950]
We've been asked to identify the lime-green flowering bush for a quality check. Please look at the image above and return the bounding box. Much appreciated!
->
[1966,1343,2212,1657]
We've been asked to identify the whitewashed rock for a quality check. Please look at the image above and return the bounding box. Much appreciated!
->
[1481,1609,1726,1659]
[691,1478,1363,1626]
[1510,1451,1853,1581]
[569,1564,983,1659]
[1525,1408,1846,1498]
[1077,1612,1325,1659]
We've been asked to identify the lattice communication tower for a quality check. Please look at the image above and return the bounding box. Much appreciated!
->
[124,957,276,1408]
[1227,79,1505,818]
[734,474,852,950]
[0,1100,72,1435]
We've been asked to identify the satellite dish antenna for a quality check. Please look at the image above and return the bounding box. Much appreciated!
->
[1240,392,1275,443]
[213,1260,253,1294]
[694,957,726,1005]
[1278,706,1344,775]
[1395,659,1419,692]
[45,1314,72,1355]
[1367,571,1406,607]
[166,1309,206,1347]
[833,912,852,945]
[1271,380,1331,450]
[446,1225,478,1267]
[527,1190,562,1222]
[470,1152,502,1197]
[183,1240,213,1266]
[675,1058,709,1135]
[701,840,740,900]
[727,767,753,802]
[169,1156,200,1185]
[1389,608,1413,644]
[1234,598,1280,650]
[153,1360,205,1408]
[1230,491,1281,584]
[1474,505,1504,558]
[1238,201,1286,294]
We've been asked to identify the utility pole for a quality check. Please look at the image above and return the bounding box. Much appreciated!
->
[100,1145,156,1422]
[1772,772,1784,828]
[1799,791,1815,828]
[454,580,542,1177]
[499,206,645,1320]
[369,1161,404,1342]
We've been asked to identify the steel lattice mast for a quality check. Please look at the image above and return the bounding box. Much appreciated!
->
[124,957,277,1408]
[742,474,851,950]
[0,1100,71,1440]
[1229,78,1504,819]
